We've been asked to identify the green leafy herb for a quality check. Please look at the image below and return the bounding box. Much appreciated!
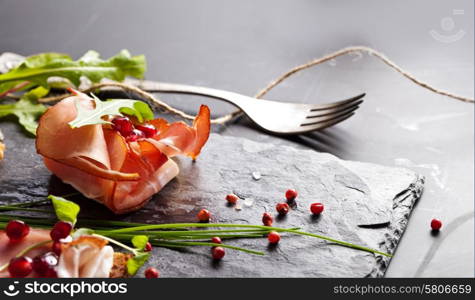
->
[48,195,80,225]
[126,252,151,276]
[0,50,146,135]
[0,50,146,95]
[0,86,48,135]
[68,94,154,128]
[131,235,149,251]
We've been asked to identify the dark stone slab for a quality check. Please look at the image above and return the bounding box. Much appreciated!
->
[0,124,424,277]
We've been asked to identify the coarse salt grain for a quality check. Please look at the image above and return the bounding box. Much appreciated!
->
[252,172,261,180]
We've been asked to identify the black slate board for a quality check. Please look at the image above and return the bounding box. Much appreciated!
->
[0,122,424,277]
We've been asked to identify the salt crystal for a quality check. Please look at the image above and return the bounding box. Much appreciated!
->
[235,203,242,211]
[243,198,254,207]
[252,171,261,180]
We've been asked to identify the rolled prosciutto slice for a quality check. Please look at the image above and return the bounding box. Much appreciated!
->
[0,229,117,278]
[36,92,210,214]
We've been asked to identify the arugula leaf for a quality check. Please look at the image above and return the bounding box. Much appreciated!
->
[48,195,80,225]
[0,86,48,135]
[131,235,149,251]
[126,252,151,276]
[68,95,154,128]
[0,50,146,94]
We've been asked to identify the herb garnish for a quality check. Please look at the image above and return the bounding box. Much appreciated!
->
[0,50,146,134]
[68,94,154,128]
[0,196,392,277]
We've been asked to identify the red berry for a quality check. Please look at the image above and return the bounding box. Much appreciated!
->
[126,129,145,142]
[6,220,30,241]
[44,268,58,278]
[310,203,324,215]
[52,241,62,256]
[32,252,58,277]
[262,212,273,226]
[225,194,239,205]
[285,189,298,201]
[8,256,33,277]
[50,221,73,241]
[431,219,442,231]
[268,231,281,244]
[211,246,225,260]
[197,209,211,222]
[144,267,160,278]
[112,116,134,136]
[211,237,222,245]
[276,203,290,215]
[136,124,157,138]
[144,242,152,252]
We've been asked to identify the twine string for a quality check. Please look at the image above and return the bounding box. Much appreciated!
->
[38,46,474,125]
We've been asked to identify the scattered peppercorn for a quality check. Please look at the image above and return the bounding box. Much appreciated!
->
[145,267,160,278]
[431,218,442,231]
[276,203,290,215]
[310,203,324,215]
[197,209,211,222]
[226,194,239,205]
[267,231,281,244]
[285,189,298,201]
[262,212,273,226]
[211,246,225,260]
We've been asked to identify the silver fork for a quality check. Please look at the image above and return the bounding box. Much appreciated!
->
[130,79,365,135]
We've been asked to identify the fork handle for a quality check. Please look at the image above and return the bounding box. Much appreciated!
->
[132,79,254,109]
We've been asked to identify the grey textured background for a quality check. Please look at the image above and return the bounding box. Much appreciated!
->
[0,0,473,277]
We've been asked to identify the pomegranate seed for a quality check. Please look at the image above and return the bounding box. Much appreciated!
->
[136,124,157,138]
[126,129,145,142]
[112,116,134,136]
[225,194,239,205]
[285,189,298,201]
[197,209,211,222]
[268,231,281,244]
[276,203,290,215]
[32,252,58,277]
[144,267,160,278]
[211,246,225,260]
[262,212,273,226]
[52,241,62,256]
[50,221,73,241]
[431,219,442,231]
[144,242,153,252]
[211,237,222,246]
[310,203,324,215]
[8,256,33,277]
[6,220,30,241]
[44,268,58,278]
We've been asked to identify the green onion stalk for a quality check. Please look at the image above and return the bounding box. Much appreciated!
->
[0,201,391,258]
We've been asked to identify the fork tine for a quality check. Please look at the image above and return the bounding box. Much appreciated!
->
[309,93,366,111]
[306,99,363,119]
[299,112,355,133]
[301,103,360,126]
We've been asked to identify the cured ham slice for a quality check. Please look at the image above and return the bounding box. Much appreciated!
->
[0,229,52,278]
[0,230,115,278]
[36,93,210,214]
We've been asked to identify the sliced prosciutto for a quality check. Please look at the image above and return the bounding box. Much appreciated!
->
[36,92,210,214]
[0,229,52,278]
[0,229,115,278]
